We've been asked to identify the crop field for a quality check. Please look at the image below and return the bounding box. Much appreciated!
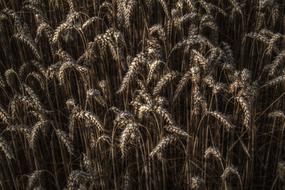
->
[0,0,284,189]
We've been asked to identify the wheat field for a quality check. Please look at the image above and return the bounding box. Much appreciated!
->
[0,0,284,189]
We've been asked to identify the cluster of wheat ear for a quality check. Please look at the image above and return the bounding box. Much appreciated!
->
[0,0,285,189]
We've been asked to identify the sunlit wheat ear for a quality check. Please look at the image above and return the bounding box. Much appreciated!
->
[117,52,147,93]
[0,136,14,160]
[228,0,242,17]
[271,5,279,26]
[155,96,169,107]
[0,106,10,125]
[67,170,94,190]
[82,153,93,173]
[204,146,222,163]
[29,120,49,150]
[68,99,104,131]
[146,39,162,59]
[207,111,235,131]
[192,50,209,70]
[99,1,115,18]
[22,0,43,15]
[5,68,21,91]
[137,104,152,119]
[244,31,270,45]
[149,24,166,41]
[203,75,215,87]
[255,11,265,30]
[6,125,30,139]
[52,11,80,44]
[98,80,109,99]
[136,79,147,92]
[72,107,105,131]
[192,84,208,115]
[81,16,99,31]
[120,123,140,158]
[173,70,191,101]
[221,42,234,66]
[266,33,283,55]
[13,32,41,60]
[277,161,285,182]
[153,71,178,96]
[263,70,285,88]
[137,90,153,105]
[100,28,126,62]
[244,30,282,54]
[123,0,137,28]
[1,8,29,33]
[58,61,88,86]
[268,111,285,120]
[198,0,226,16]
[235,96,251,130]
[149,135,178,159]
[23,84,44,110]
[27,170,44,190]
[164,125,189,138]
[0,75,5,88]
[116,0,124,25]
[221,165,240,182]
[153,105,176,125]
[183,0,195,10]
[55,129,74,155]
[157,0,170,18]
[113,110,135,128]
[199,15,218,31]
[66,0,76,12]
[11,95,46,117]
[56,48,75,63]
[87,89,107,107]
[26,72,45,90]
[211,83,226,94]
[176,13,198,29]
[268,50,285,76]
[35,14,53,44]
[171,34,214,54]
[77,42,97,64]
[190,176,206,190]
[95,135,111,148]
[30,60,46,75]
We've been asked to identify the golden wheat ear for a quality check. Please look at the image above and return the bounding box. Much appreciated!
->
[190,176,206,190]
[235,96,251,130]
[27,170,44,190]
[221,165,241,183]
[67,170,94,189]
[262,71,285,88]
[268,110,285,120]
[0,136,14,160]
[149,135,178,159]
[5,68,21,92]
[152,71,178,96]
[164,124,189,138]
[205,146,222,163]
[55,129,74,155]
[117,52,148,94]
[207,111,235,131]
[13,32,41,60]
[173,70,192,101]
[86,89,107,107]
[119,123,140,158]
[0,106,10,125]
[29,120,49,150]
